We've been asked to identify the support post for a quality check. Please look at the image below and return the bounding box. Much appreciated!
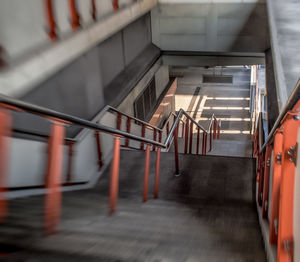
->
[174,123,179,175]
[113,0,119,10]
[0,109,11,222]
[140,124,146,150]
[68,0,80,30]
[152,129,157,151]
[143,145,151,202]
[109,136,120,215]
[66,141,75,184]
[189,122,193,154]
[269,129,283,244]
[184,118,189,154]
[125,116,131,147]
[277,113,299,262]
[209,128,213,151]
[45,121,65,235]
[213,119,217,139]
[95,131,103,170]
[91,0,96,21]
[196,128,200,155]
[116,113,122,130]
[262,144,272,218]
[154,148,161,199]
[44,0,57,40]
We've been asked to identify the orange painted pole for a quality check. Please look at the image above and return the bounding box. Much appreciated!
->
[262,144,272,218]
[91,0,96,21]
[154,148,161,199]
[140,124,146,150]
[277,113,299,262]
[109,136,120,215]
[68,0,80,30]
[174,123,179,175]
[257,151,265,206]
[213,119,217,139]
[209,128,213,151]
[152,129,157,151]
[189,122,193,154]
[113,0,119,11]
[184,118,189,154]
[196,128,200,155]
[95,131,103,170]
[143,145,151,202]
[217,125,221,139]
[0,109,12,222]
[202,132,205,155]
[269,129,284,244]
[125,116,131,147]
[181,121,185,137]
[45,121,65,235]
[44,0,57,40]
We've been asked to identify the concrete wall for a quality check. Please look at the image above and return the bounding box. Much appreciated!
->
[13,13,153,138]
[151,0,269,53]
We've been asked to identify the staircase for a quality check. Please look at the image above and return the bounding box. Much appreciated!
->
[0,150,265,261]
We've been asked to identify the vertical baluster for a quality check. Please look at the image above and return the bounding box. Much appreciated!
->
[174,123,179,175]
[125,116,131,147]
[95,131,103,170]
[154,148,161,199]
[184,118,189,154]
[116,113,122,130]
[196,128,200,155]
[66,141,75,184]
[209,127,213,151]
[181,120,185,137]
[213,119,217,139]
[109,136,120,215]
[143,145,151,202]
[189,122,193,154]
[140,124,146,150]
[0,108,11,222]
[262,145,272,218]
[152,129,157,151]
[45,121,65,235]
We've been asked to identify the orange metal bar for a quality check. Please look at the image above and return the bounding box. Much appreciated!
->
[174,123,179,174]
[44,0,57,40]
[262,144,272,218]
[140,124,146,150]
[113,0,119,11]
[95,131,103,170]
[116,113,122,130]
[109,136,120,215]
[189,122,193,154]
[213,119,217,139]
[65,141,75,184]
[217,125,221,139]
[184,118,189,154]
[143,145,151,202]
[91,0,96,21]
[209,128,212,151]
[45,121,65,235]
[269,129,283,244]
[257,151,265,206]
[125,116,131,147]
[277,113,299,262]
[152,129,157,151]
[196,128,200,155]
[154,148,161,199]
[0,109,12,222]
[182,121,185,137]
[159,130,162,143]
[68,0,80,31]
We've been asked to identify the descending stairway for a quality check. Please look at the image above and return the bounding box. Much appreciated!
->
[0,150,266,261]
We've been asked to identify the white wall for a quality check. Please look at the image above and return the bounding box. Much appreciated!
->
[151,0,269,53]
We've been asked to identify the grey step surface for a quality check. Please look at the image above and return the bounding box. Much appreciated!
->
[0,151,265,261]
[170,137,253,158]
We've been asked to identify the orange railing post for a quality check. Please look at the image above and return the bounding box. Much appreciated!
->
[44,0,57,40]
[213,119,217,139]
[109,136,120,215]
[0,108,12,222]
[45,121,65,235]
[174,123,179,175]
[262,144,272,218]
[140,124,146,150]
[269,129,283,244]
[196,128,200,155]
[257,151,265,206]
[181,121,185,137]
[217,124,221,139]
[95,131,103,170]
[209,128,213,151]
[143,145,151,202]
[113,0,119,11]
[91,0,96,21]
[154,148,161,199]
[152,129,157,151]
[184,118,189,154]
[116,113,122,130]
[125,116,131,147]
[68,0,80,30]
[189,122,193,154]
[277,112,299,262]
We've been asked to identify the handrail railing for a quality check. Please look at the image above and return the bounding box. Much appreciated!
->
[253,79,300,260]
[0,94,221,235]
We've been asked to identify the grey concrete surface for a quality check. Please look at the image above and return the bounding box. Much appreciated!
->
[266,0,300,107]
[0,151,265,261]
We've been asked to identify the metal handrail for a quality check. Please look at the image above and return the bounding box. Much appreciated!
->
[259,79,300,153]
[0,94,221,151]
